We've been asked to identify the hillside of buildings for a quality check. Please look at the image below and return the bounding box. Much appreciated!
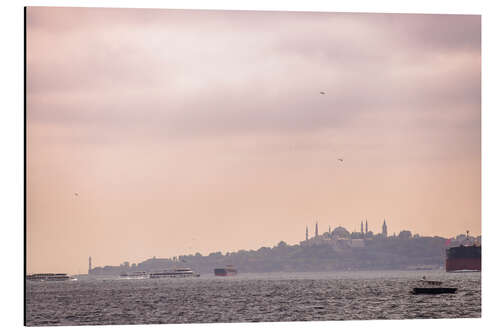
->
[89,222,481,275]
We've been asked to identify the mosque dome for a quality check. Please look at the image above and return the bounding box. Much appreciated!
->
[333,226,350,238]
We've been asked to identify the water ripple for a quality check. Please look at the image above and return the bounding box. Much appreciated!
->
[26,271,481,326]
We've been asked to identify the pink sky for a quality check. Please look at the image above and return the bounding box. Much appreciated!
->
[26,7,480,274]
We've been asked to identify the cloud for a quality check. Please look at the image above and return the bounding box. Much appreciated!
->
[27,8,480,148]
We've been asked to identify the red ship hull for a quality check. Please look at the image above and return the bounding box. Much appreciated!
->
[446,258,481,272]
[445,244,481,272]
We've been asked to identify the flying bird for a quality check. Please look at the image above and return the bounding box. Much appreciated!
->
[338,158,343,162]
[320,91,326,95]
[74,193,79,196]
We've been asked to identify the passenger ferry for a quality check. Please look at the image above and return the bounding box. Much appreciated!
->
[149,268,200,278]
[119,271,148,279]
[26,273,71,282]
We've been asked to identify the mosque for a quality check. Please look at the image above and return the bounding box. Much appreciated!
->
[301,219,389,247]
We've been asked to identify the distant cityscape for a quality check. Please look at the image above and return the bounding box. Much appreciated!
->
[88,220,481,275]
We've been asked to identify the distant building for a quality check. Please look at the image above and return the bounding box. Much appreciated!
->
[398,230,412,239]
[333,226,350,239]
[302,222,341,246]
[351,231,363,239]
[382,219,388,237]
[88,256,92,274]
[351,238,365,248]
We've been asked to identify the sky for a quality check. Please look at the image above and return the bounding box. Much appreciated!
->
[26,7,481,274]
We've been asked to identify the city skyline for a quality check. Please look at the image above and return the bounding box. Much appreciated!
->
[64,217,482,274]
[85,221,479,276]
[67,220,480,275]
[27,8,480,275]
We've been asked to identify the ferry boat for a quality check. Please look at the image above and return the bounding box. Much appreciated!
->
[412,287,457,295]
[119,271,148,279]
[26,273,71,282]
[149,268,200,278]
[446,231,481,272]
[411,276,457,295]
[214,265,238,276]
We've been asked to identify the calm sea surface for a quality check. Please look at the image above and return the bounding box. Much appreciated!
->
[25,270,481,326]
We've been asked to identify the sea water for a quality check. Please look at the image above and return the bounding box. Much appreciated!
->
[25,270,481,326]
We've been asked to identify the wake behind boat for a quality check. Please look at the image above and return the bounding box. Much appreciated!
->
[149,268,200,278]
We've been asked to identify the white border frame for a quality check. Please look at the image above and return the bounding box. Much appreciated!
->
[2,1,498,332]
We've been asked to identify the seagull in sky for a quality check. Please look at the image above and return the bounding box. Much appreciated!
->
[338,158,343,162]
[320,91,326,95]
[74,192,79,196]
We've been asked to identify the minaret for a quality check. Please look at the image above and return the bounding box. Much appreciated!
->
[306,226,309,241]
[329,225,331,234]
[382,219,387,237]
[365,220,368,234]
[315,222,318,238]
[88,256,92,274]
[361,221,364,235]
